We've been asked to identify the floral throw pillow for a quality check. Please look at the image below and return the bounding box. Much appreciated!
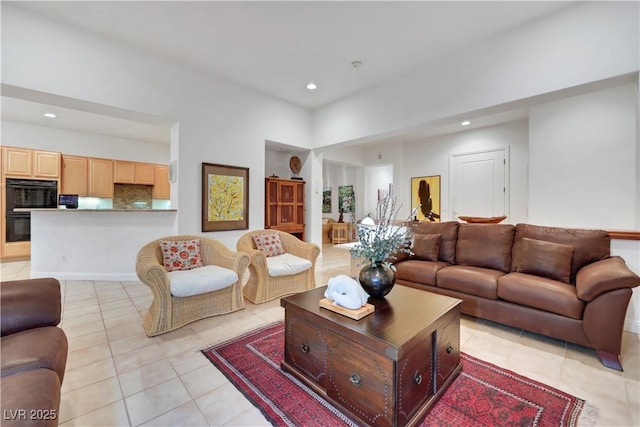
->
[253,233,285,257]
[160,239,204,272]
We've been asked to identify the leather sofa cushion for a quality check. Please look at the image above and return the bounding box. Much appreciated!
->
[498,273,585,320]
[514,238,574,283]
[455,224,515,272]
[0,327,68,381]
[1,278,61,337]
[512,224,609,282]
[412,233,441,261]
[437,265,503,300]
[395,260,450,286]
[0,368,61,427]
[410,221,459,264]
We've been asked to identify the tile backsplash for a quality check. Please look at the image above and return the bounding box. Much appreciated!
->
[113,184,153,209]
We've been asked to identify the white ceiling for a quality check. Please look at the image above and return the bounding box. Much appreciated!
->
[2,1,572,145]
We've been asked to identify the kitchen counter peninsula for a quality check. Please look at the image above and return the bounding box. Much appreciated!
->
[29,208,177,281]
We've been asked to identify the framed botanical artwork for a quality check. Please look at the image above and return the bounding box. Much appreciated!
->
[411,175,441,222]
[322,188,332,213]
[202,163,249,231]
[338,185,355,213]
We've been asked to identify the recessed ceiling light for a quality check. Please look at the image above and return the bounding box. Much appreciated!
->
[461,121,471,126]
[43,113,57,118]
[306,82,317,91]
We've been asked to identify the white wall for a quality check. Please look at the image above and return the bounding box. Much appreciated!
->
[402,120,529,224]
[2,3,313,250]
[1,121,170,164]
[313,1,639,147]
[529,83,638,229]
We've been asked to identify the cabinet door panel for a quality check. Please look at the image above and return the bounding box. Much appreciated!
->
[2,147,32,177]
[61,155,88,196]
[153,165,170,199]
[135,163,155,185]
[89,158,113,197]
[33,151,60,178]
[113,161,135,184]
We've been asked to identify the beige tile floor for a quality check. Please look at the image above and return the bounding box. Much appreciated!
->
[2,244,639,426]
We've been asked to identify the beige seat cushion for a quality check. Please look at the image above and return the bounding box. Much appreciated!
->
[168,265,239,297]
[267,253,312,277]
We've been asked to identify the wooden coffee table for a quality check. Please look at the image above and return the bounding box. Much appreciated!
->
[280,285,462,427]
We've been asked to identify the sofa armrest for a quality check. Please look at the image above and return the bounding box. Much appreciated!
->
[0,278,62,336]
[576,256,640,302]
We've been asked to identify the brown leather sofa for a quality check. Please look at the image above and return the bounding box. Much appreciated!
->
[1,278,68,427]
[393,221,640,370]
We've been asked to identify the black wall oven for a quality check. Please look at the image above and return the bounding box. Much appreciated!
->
[5,179,58,242]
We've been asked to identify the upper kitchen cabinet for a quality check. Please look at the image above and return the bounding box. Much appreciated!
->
[1,146,60,179]
[153,165,170,199]
[88,157,114,198]
[61,155,88,196]
[114,161,155,185]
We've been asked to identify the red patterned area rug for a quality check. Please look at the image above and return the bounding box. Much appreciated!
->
[201,322,595,427]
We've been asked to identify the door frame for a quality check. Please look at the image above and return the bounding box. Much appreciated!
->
[449,146,510,221]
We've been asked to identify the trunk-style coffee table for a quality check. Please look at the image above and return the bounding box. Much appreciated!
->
[280,285,462,427]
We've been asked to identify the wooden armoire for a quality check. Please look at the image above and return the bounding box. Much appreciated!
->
[265,177,305,240]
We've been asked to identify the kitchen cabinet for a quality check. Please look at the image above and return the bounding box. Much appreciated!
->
[88,158,113,198]
[135,163,155,185]
[1,146,60,179]
[153,165,170,199]
[265,177,305,240]
[114,161,155,185]
[61,155,88,196]
[33,150,60,178]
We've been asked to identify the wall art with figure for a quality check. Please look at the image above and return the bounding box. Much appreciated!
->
[338,185,355,214]
[322,188,332,213]
[411,175,441,222]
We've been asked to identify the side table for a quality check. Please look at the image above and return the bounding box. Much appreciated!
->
[332,223,350,244]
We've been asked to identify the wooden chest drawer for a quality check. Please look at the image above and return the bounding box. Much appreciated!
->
[436,310,460,388]
[397,332,435,425]
[284,315,328,387]
[327,332,394,426]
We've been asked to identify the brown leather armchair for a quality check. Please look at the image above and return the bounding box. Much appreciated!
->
[1,278,67,427]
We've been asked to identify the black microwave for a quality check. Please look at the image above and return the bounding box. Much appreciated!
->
[59,194,79,209]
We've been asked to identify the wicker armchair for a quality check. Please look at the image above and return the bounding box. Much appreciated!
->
[135,235,250,336]
[237,230,320,304]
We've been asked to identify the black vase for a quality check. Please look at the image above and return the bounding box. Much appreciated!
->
[358,262,395,298]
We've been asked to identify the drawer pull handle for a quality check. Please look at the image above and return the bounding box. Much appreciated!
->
[446,345,453,354]
[349,373,362,387]
[414,371,423,385]
[301,343,309,353]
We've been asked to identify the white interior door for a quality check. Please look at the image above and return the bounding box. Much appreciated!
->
[450,148,508,219]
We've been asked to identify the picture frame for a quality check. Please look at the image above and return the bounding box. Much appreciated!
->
[411,175,441,222]
[202,163,249,231]
[322,188,332,213]
[338,185,355,213]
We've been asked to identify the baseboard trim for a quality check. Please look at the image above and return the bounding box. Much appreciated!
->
[624,318,639,334]
[30,272,138,282]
